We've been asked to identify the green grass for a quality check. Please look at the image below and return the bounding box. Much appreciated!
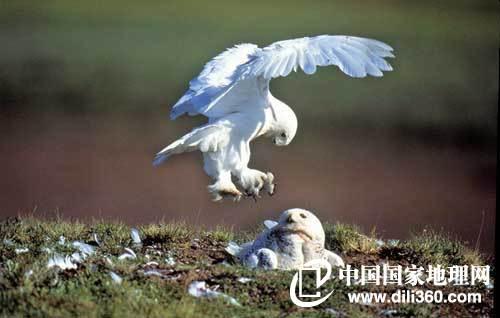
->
[402,230,484,266]
[0,216,493,317]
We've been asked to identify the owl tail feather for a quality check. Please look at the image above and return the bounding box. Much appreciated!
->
[153,124,227,166]
[225,241,241,256]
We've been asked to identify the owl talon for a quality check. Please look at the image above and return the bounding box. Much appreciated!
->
[263,172,275,196]
[208,180,242,202]
[239,169,277,200]
[244,190,260,202]
[269,182,276,196]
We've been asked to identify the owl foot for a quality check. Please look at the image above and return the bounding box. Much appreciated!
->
[263,172,275,196]
[208,180,242,202]
[239,170,276,200]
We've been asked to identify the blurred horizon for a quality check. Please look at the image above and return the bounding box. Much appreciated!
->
[0,1,497,252]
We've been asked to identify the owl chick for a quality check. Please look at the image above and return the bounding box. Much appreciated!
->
[226,208,344,270]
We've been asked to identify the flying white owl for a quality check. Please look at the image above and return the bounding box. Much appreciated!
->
[154,35,394,201]
[226,208,344,270]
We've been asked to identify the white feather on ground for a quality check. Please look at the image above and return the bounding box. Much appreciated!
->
[131,228,142,244]
[109,271,123,284]
[188,281,241,306]
[72,241,95,258]
[118,247,137,260]
[47,255,78,270]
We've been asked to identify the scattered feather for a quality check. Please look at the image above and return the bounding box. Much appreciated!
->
[237,277,252,283]
[124,247,136,257]
[188,281,241,306]
[387,239,399,247]
[324,308,342,316]
[118,248,137,260]
[146,261,159,266]
[24,270,33,278]
[47,254,77,270]
[143,269,181,280]
[72,241,95,258]
[118,253,134,260]
[109,271,123,284]
[381,309,398,317]
[3,239,14,246]
[118,253,135,260]
[165,256,175,266]
[92,233,101,246]
[131,228,141,244]
[144,270,165,278]
[15,247,29,254]
[58,236,66,245]
[70,252,83,263]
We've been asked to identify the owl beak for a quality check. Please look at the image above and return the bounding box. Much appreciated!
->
[286,215,295,224]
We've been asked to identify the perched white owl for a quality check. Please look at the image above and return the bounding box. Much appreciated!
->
[154,35,394,201]
[226,208,344,270]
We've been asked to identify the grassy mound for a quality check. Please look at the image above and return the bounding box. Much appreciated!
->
[0,217,493,317]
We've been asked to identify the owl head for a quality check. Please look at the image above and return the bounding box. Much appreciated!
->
[276,208,325,245]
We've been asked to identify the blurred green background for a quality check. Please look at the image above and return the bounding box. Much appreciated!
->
[1,0,497,140]
[0,1,497,251]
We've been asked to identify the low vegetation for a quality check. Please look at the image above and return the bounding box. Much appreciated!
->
[0,217,493,317]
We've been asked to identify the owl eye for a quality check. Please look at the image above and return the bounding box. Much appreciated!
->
[280,132,286,138]
[300,213,307,219]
